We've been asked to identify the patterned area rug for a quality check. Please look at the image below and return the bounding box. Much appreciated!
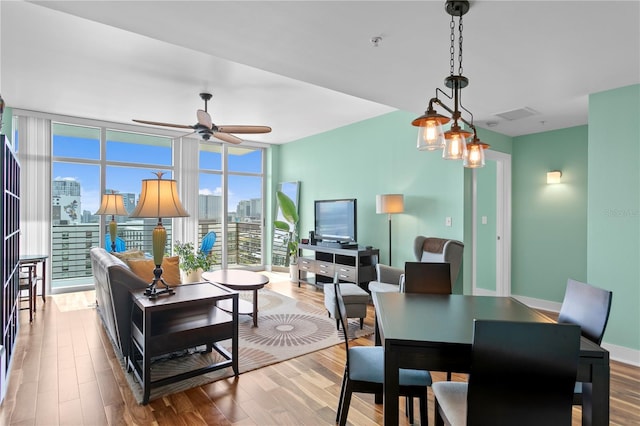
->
[123,288,374,404]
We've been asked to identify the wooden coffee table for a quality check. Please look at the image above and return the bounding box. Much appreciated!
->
[202,270,269,327]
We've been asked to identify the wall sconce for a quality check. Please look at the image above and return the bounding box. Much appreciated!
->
[547,171,562,184]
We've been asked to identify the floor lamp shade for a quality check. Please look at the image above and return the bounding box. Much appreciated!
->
[95,192,128,252]
[130,172,189,298]
[376,194,404,265]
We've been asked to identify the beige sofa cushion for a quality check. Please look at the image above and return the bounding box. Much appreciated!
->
[126,256,182,286]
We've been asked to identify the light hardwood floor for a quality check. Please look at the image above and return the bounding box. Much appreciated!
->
[1,276,638,425]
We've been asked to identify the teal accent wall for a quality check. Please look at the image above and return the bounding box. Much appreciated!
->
[1,106,12,137]
[477,127,512,155]
[588,84,640,350]
[511,126,588,301]
[277,110,465,281]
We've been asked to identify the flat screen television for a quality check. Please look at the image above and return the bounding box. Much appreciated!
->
[314,198,357,243]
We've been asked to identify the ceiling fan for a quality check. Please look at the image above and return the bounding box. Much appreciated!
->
[132,93,271,144]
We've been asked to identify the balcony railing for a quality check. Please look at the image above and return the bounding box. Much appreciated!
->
[51,220,263,287]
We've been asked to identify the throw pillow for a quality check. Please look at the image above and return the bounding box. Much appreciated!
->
[111,249,146,261]
[127,256,182,287]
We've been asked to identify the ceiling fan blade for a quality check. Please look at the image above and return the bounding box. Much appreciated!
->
[132,119,193,130]
[196,109,212,129]
[213,131,243,144]
[217,125,272,134]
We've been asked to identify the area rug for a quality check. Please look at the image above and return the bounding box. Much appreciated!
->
[123,288,374,403]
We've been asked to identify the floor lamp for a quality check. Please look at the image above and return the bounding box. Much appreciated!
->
[95,191,128,252]
[376,194,404,265]
[130,172,189,298]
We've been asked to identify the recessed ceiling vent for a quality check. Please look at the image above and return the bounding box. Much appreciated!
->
[494,107,539,121]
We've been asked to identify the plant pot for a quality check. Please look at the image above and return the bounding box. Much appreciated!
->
[289,263,299,282]
[181,268,203,284]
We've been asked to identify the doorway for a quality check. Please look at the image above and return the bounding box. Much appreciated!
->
[472,150,511,296]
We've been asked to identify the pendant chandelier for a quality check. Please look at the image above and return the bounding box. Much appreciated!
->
[412,0,489,168]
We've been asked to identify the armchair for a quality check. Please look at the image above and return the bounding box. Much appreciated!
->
[368,236,464,293]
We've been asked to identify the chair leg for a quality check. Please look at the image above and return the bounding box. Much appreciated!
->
[406,396,414,423]
[446,371,452,381]
[336,371,348,424]
[434,396,444,426]
[338,380,353,426]
[335,318,340,330]
[359,317,364,329]
[419,394,428,426]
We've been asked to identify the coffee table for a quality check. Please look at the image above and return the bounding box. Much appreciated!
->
[202,270,269,327]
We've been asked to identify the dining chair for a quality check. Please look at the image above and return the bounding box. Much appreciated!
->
[333,283,432,426]
[19,263,39,322]
[432,320,581,426]
[402,262,452,294]
[558,278,613,405]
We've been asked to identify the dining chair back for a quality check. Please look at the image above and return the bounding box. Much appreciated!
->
[333,282,431,426]
[558,278,612,345]
[557,278,612,406]
[403,262,452,294]
[433,320,581,426]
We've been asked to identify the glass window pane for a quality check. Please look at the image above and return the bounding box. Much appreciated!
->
[106,166,174,254]
[52,123,100,159]
[199,143,222,170]
[228,174,262,267]
[198,172,222,267]
[228,146,262,173]
[52,162,100,287]
[106,130,172,165]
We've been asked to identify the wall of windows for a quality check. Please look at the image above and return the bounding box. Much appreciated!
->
[42,120,264,293]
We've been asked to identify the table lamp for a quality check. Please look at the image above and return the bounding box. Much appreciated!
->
[376,194,404,265]
[95,191,128,252]
[130,172,189,298]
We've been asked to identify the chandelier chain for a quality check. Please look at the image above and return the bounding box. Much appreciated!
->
[458,15,464,75]
[450,14,455,76]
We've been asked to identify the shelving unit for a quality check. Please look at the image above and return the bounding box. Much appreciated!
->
[0,134,20,402]
[297,243,379,291]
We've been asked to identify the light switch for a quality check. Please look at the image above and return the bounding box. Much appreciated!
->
[482,216,488,225]
[446,217,452,227]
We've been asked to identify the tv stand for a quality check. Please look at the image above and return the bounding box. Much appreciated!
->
[297,243,379,291]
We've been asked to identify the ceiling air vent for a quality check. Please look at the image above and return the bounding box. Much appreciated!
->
[494,107,539,121]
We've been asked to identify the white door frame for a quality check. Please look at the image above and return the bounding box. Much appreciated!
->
[472,150,512,296]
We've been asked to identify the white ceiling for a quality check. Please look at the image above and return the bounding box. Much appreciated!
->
[1,1,639,145]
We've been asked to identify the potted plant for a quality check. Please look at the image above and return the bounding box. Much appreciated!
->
[174,241,216,283]
[274,190,299,279]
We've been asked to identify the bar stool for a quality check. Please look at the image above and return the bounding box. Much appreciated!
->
[19,263,38,322]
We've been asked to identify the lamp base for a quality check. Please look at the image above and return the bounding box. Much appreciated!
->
[144,265,175,299]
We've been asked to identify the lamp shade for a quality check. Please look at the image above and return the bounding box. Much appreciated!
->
[376,194,404,214]
[95,192,128,216]
[130,172,189,219]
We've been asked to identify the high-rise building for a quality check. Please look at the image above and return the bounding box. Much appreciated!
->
[199,194,222,222]
[52,179,81,225]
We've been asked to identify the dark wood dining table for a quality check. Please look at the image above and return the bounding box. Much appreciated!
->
[372,292,610,426]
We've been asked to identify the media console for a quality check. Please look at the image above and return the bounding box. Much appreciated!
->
[297,243,379,290]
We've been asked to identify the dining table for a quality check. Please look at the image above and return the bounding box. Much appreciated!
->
[372,292,610,426]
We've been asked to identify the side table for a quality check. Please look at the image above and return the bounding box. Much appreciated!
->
[128,282,239,404]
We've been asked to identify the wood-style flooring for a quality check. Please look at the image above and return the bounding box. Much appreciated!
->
[1,274,638,425]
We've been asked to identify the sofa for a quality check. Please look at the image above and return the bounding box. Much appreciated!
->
[90,247,149,360]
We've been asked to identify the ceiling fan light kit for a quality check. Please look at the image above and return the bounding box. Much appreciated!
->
[133,92,271,144]
[412,0,489,169]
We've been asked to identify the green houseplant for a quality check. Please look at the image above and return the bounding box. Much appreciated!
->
[274,190,299,273]
[174,241,216,283]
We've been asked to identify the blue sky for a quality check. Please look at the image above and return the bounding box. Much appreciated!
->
[53,135,263,215]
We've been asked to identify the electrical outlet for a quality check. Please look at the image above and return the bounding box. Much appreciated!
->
[446,217,452,227]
